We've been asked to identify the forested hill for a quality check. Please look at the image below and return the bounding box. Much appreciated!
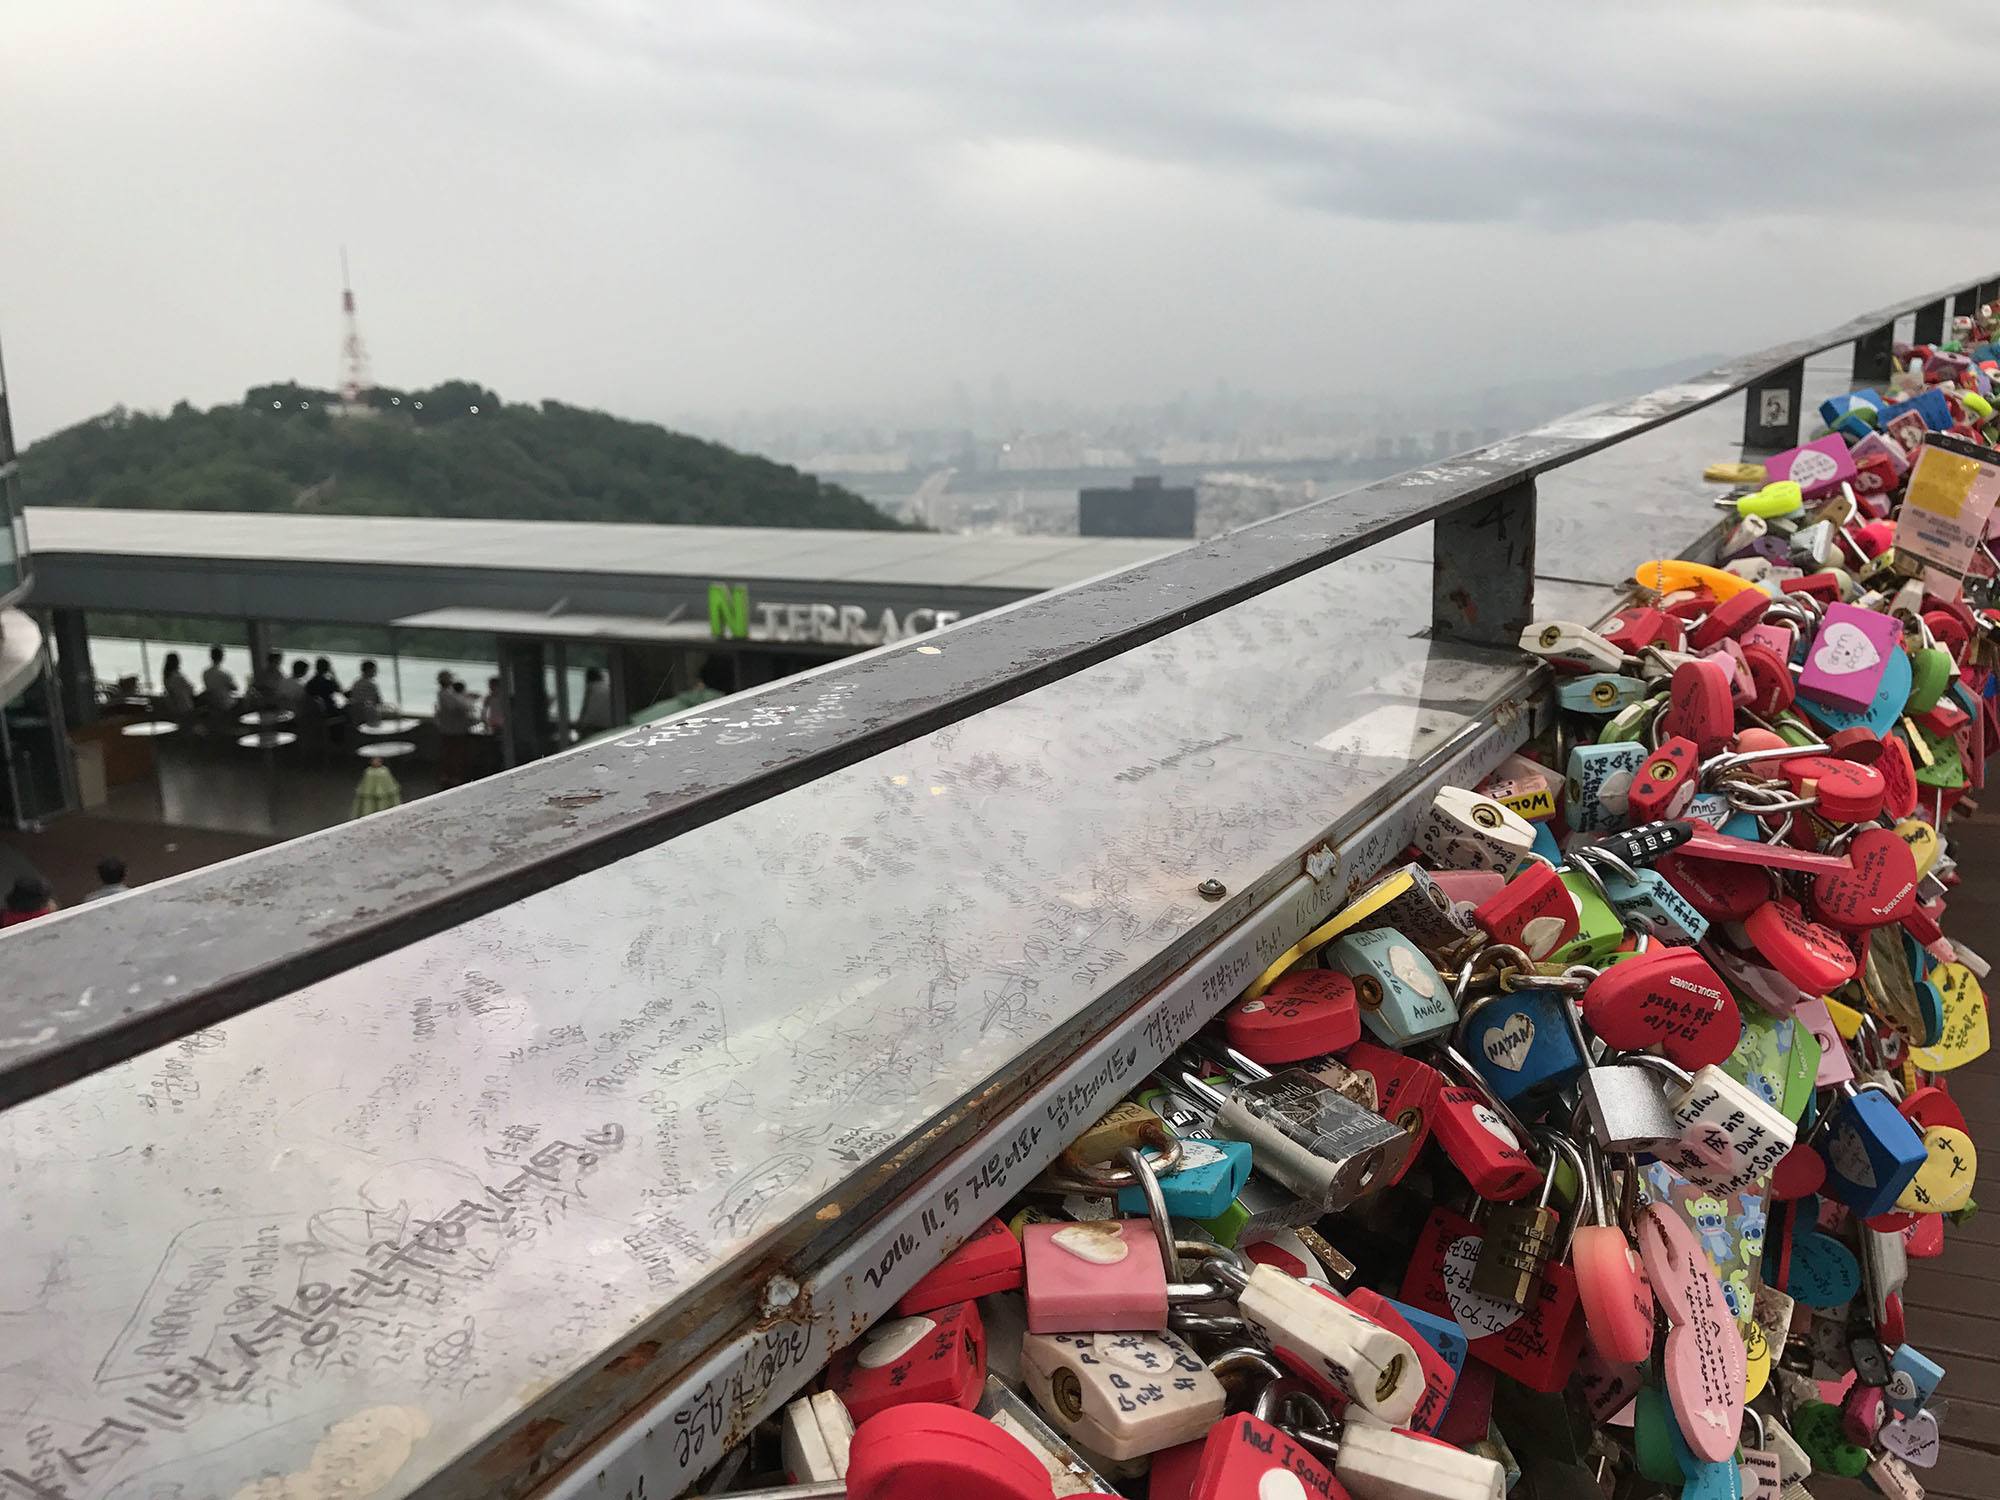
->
[18,381,909,530]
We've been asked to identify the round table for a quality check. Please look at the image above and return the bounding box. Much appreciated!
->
[361,717,422,736]
[120,720,182,738]
[360,740,417,759]
[236,731,298,750]
[238,709,296,728]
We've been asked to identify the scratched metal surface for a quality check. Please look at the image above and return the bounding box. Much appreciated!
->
[0,549,1616,1500]
[0,284,1980,1107]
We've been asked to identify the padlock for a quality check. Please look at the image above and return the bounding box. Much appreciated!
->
[1636,1055,1798,1196]
[1477,752,1559,822]
[1165,1413,1340,1500]
[1113,1132,1256,1222]
[1893,1122,1977,1216]
[1022,1219,1197,1333]
[1550,867,1628,965]
[1742,899,1860,995]
[1564,741,1649,832]
[1569,844,1710,944]
[1560,672,1648,716]
[1429,1049,1542,1200]
[1667,658,1737,755]
[1886,1344,1945,1418]
[1253,1382,1506,1500]
[1340,1040,1438,1187]
[1519,620,1627,673]
[1809,825,1918,930]
[1601,606,1684,655]
[1330,928,1457,1045]
[1737,1411,1783,1500]
[1579,943,1740,1069]
[1343,1287,1464,1435]
[1471,1132,1581,1308]
[1781,753,1889,823]
[1018,1327,1227,1460]
[1818,1083,1927,1218]
[1469,859,1577,960]
[1577,1056,1684,1153]
[973,1377,1120,1496]
[1178,1058,1410,1213]
[1226,970,1363,1064]
[1456,984,1588,1104]
[830,1300,987,1422]
[1625,736,1702,822]
[1865,1451,1926,1500]
[1398,1206,1584,1393]
[780,1391,855,1483]
[822,1401,1060,1500]
[1569,1143,1655,1366]
[898,1217,1026,1313]
[1208,1258,1423,1425]
[1633,1201,1744,1463]
[1417,786,1538,873]
[1787,1398,1869,1477]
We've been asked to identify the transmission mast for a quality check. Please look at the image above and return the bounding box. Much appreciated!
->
[338,247,373,404]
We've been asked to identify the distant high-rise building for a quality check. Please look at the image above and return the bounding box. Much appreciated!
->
[1079,475,1196,538]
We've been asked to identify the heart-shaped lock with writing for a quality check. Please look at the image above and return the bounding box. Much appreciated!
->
[1743,899,1859,994]
[1570,1146,1655,1367]
[1782,754,1888,823]
[1398,1205,1584,1394]
[1581,945,1741,1069]
[1331,928,1457,1046]
[1634,1201,1744,1462]
[1225,970,1362,1064]
[1458,986,1587,1105]
[1627,736,1703,822]
[1471,860,1578,961]
[1810,826,1918,930]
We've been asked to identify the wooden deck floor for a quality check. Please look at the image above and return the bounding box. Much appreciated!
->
[1825,801,2000,1500]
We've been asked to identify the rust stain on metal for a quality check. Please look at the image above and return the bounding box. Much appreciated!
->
[547,792,607,810]
[477,1417,567,1478]
[601,1340,662,1378]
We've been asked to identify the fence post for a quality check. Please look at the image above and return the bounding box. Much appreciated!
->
[1852,324,1896,386]
[1432,479,1536,649]
[1742,360,1804,449]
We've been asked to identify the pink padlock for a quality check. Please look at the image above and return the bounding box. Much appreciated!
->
[1571,1162,1655,1367]
[1022,1220,1166,1333]
[1635,1202,1745,1464]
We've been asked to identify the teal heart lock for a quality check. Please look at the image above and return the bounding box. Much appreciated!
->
[1114,1135,1252,1220]
[1796,646,1912,736]
[1330,927,1456,1044]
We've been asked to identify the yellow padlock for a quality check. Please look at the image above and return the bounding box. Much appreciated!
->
[1633,558,1761,601]
[1742,1319,1771,1403]
[1733,480,1804,520]
[1908,963,1990,1072]
[1821,993,1867,1040]
[1892,817,1940,878]
[1703,461,1768,485]
[1894,1125,1977,1214]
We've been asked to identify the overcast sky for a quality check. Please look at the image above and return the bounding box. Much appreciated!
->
[5,0,1995,443]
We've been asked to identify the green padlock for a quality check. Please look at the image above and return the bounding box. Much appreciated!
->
[1632,1387,1682,1485]
[1913,725,1966,788]
[1735,480,1804,520]
[1553,869,1625,965]
[1907,647,1953,714]
[1598,693,1664,745]
[1789,1399,1870,1478]
[1194,1197,1250,1247]
[1780,1018,1822,1122]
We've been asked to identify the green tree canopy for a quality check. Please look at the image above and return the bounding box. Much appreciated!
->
[20,383,910,530]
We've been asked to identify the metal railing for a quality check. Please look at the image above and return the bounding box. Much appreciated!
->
[0,274,1990,1110]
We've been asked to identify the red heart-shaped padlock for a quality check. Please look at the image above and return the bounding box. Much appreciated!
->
[1581,946,1741,1068]
[1658,851,1770,923]
[1809,827,1918,930]
[1743,901,1858,993]
[1877,736,1920,822]
[1782,756,1887,823]
[1691,589,1770,649]
[1668,660,1735,755]
[1225,970,1362,1063]
[1741,643,1796,715]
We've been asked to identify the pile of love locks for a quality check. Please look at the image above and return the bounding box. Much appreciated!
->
[699,320,2000,1500]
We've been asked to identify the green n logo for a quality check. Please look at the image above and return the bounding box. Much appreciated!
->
[708,582,749,639]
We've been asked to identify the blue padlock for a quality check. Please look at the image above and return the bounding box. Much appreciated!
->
[1565,741,1649,831]
[1795,646,1912,737]
[1457,989,1587,1104]
[1559,673,1648,716]
[1913,977,1947,1047]
[1820,389,1884,429]
[1887,1345,1945,1418]
[1529,819,1562,865]
[1786,1227,1862,1308]
[1330,927,1456,1045]
[1116,1134,1253,1220]
[1819,1085,1928,1218]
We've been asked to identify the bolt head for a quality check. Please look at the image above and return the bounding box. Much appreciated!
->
[1197,878,1226,901]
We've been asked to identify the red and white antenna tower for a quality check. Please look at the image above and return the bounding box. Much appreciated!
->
[338,247,372,403]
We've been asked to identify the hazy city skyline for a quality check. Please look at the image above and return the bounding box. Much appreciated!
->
[6,1,1997,447]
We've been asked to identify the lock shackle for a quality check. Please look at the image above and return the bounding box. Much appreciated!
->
[1570,841,1645,888]
[1618,1052,1696,1089]
[1742,1408,1767,1449]
[1252,1376,1339,1451]
[1448,942,1536,1002]
[1177,1069,1229,1111]
[1532,1127,1590,1261]
[1177,1237,1249,1279]
[1118,1146,1183,1282]
[1058,1126,1186,1191]
[1437,1043,1534,1144]
[1206,1345,1283,1384]
[1174,1311,1256,1339]
[1564,849,1617,911]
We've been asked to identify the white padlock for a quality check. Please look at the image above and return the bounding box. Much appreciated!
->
[1019,1328,1226,1460]
[1630,1056,1796,1195]
[779,1390,853,1484]
[1417,786,1537,874]
[1214,1260,1421,1426]
[1334,1421,1506,1500]
[1518,620,1626,672]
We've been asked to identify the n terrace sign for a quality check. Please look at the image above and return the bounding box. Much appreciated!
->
[708,582,963,648]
